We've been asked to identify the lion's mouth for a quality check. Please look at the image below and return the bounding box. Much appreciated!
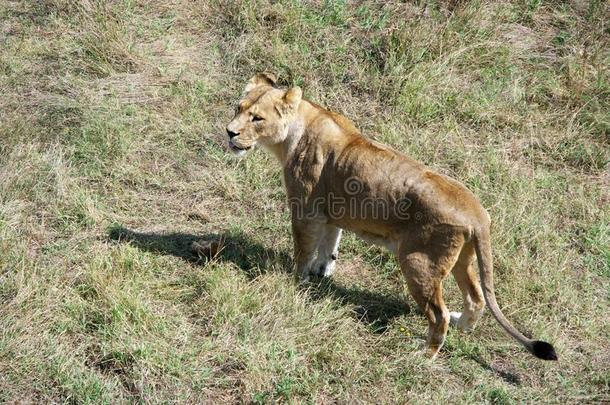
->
[229,141,252,152]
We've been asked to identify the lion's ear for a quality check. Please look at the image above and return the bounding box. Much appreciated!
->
[244,72,277,93]
[283,86,302,108]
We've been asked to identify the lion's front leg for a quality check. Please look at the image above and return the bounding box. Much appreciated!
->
[291,220,325,282]
[311,225,342,277]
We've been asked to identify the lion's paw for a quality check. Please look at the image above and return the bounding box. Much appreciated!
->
[449,311,462,326]
[311,257,336,278]
[449,311,476,332]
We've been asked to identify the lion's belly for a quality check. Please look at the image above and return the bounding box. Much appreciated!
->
[352,230,400,254]
[326,216,401,255]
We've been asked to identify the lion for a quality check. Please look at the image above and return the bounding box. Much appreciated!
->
[225,73,557,360]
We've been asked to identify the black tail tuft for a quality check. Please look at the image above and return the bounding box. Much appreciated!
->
[532,340,558,360]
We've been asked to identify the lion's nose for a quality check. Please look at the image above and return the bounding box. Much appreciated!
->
[227,129,239,139]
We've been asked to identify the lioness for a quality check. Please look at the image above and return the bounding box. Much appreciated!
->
[226,73,557,360]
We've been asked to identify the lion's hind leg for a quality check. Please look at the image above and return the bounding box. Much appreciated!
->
[398,231,464,358]
[450,241,485,331]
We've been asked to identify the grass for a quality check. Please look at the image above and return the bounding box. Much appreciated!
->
[1,0,608,403]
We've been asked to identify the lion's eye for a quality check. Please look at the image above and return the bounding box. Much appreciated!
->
[252,115,264,122]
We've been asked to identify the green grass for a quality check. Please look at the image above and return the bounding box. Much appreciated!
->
[1,0,609,403]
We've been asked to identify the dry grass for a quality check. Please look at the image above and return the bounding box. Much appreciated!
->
[1,0,609,403]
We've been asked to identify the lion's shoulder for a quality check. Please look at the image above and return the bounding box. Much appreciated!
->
[327,112,359,135]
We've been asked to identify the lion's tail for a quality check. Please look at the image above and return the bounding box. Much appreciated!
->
[473,226,557,360]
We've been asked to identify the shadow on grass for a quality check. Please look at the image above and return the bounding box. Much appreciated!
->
[107,225,409,332]
[107,225,292,278]
[471,356,521,386]
[107,225,521,384]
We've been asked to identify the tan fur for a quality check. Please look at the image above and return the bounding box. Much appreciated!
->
[225,75,557,360]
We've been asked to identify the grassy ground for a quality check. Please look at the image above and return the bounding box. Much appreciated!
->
[1,0,608,403]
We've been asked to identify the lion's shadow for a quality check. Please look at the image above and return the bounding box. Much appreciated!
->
[107,225,522,385]
[107,225,408,332]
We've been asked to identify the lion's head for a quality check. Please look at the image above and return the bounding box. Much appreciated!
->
[226,73,302,157]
